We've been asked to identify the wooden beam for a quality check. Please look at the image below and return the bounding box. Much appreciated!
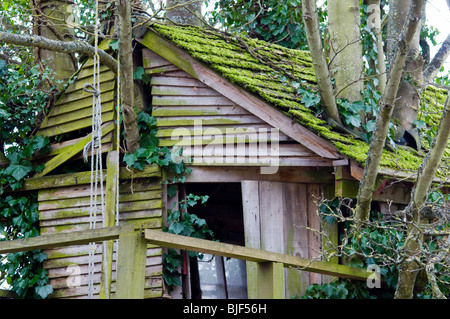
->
[138,31,341,160]
[0,226,130,254]
[34,122,115,178]
[144,229,370,280]
[100,151,119,299]
[115,231,147,299]
[257,262,285,299]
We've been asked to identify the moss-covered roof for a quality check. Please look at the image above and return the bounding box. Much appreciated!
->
[149,23,449,176]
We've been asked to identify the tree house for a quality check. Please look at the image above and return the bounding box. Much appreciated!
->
[2,23,447,299]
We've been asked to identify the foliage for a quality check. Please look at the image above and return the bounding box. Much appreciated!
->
[0,194,53,299]
[162,194,212,291]
[207,0,326,50]
[0,57,53,298]
[122,110,191,182]
[310,197,450,299]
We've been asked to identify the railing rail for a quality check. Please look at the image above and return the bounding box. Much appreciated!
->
[0,225,371,299]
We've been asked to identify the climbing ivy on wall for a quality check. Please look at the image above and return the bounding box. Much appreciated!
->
[0,59,56,298]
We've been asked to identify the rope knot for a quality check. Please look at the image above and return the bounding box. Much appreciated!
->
[83,83,100,97]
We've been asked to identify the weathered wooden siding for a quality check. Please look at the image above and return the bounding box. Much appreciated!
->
[37,58,116,138]
[242,181,338,298]
[38,179,163,299]
[143,49,330,167]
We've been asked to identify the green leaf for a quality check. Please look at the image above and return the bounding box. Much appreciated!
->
[123,153,138,167]
[35,284,53,299]
[4,164,32,181]
[133,66,145,80]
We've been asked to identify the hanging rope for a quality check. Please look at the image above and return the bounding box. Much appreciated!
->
[84,0,105,299]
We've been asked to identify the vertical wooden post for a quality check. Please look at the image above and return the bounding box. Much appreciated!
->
[241,181,260,299]
[257,262,285,299]
[115,229,147,299]
[100,151,119,299]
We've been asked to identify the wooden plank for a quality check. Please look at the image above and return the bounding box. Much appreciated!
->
[142,48,172,69]
[156,124,289,139]
[186,166,334,184]
[153,95,234,106]
[35,123,114,178]
[46,133,113,158]
[145,64,181,74]
[144,229,371,280]
[100,151,119,299]
[37,112,115,137]
[306,184,322,284]
[152,105,251,117]
[38,182,160,202]
[151,85,220,97]
[56,81,115,106]
[39,196,162,212]
[151,75,207,88]
[241,180,260,299]
[156,115,265,127]
[0,226,131,254]
[283,183,309,297]
[115,231,147,299]
[139,32,342,159]
[40,101,115,128]
[21,165,160,191]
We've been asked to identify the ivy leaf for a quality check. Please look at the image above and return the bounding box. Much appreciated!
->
[4,164,32,181]
[109,40,119,51]
[35,284,53,299]
[123,153,138,167]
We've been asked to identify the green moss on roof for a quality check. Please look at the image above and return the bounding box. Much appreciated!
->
[150,23,449,175]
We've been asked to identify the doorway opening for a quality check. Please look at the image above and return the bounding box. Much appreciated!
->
[185,183,247,299]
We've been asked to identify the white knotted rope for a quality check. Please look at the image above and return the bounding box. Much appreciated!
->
[84,0,105,299]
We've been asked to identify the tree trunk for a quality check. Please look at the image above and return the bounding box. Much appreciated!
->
[366,0,387,94]
[166,0,203,27]
[118,0,140,153]
[387,0,424,132]
[395,93,450,298]
[30,0,77,86]
[302,0,342,125]
[327,0,363,102]
[355,0,425,224]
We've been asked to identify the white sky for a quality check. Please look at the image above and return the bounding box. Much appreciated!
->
[426,0,450,73]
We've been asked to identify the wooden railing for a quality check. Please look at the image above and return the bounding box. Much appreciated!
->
[0,225,370,299]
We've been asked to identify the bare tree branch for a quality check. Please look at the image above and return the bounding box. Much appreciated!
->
[0,31,118,73]
[302,0,342,125]
[423,33,450,84]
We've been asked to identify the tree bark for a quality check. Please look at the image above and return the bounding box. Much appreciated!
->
[395,92,450,299]
[423,33,450,85]
[387,0,424,132]
[29,0,78,86]
[166,0,203,27]
[0,31,118,73]
[327,0,363,102]
[118,0,140,154]
[366,0,387,94]
[302,0,342,125]
[355,0,425,224]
